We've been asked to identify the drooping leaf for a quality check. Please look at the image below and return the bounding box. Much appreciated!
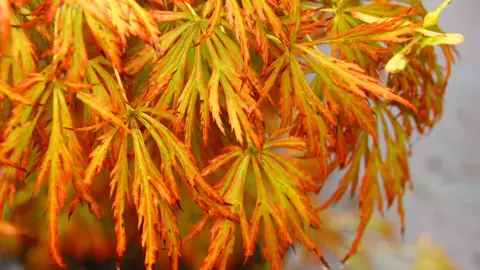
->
[317,104,413,263]
[84,12,123,70]
[50,5,89,82]
[191,132,328,269]
[109,130,130,261]
[297,44,414,110]
[34,86,84,267]
[2,10,37,84]
[130,122,179,269]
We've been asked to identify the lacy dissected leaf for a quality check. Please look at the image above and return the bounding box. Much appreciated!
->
[214,0,291,73]
[130,123,180,269]
[72,92,130,260]
[254,12,412,175]
[194,151,248,269]
[75,0,161,50]
[237,0,287,43]
[81,127,118,192]
[387,47,447,135]
[68,59,130,182]
[201,30,263,148]
[71,89,130,261]
[1,77,101,267]
[75,81,233,269]
[85,57,128,110]
[128,15,263,149]
[315,2,410,75]
[0,11,37,85]
[385,38,459,134]
[297,44,413,109]
[255,51,335,175]
[33,86,85,267]
[175,45,210,146]
[109,130,130,261]
[0,74,51,216]
[137,21,198,105]
[125,107,237,269]
[222,0,305,72]
[288,45,416,173]
[308,13,416,48]
[84,12,123,70]
[207,64,258,146]
[50,5,88,82]
[350,1,463,74]
[224,0,251,73]
[188,131,328,269]
[317,104,412,263]
[197,0,222,44]
[135,110,233,211]
[310,75,375,167]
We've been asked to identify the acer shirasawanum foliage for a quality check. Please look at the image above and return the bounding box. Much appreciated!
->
[0,0,464,269]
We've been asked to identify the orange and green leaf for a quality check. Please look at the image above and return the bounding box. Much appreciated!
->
[0,1,464,269]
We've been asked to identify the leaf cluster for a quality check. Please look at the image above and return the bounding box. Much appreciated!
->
[0,0,463,269]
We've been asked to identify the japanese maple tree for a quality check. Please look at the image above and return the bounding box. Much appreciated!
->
[0,0,464,269]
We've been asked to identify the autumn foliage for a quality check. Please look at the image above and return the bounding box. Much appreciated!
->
[0,0,464,269]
